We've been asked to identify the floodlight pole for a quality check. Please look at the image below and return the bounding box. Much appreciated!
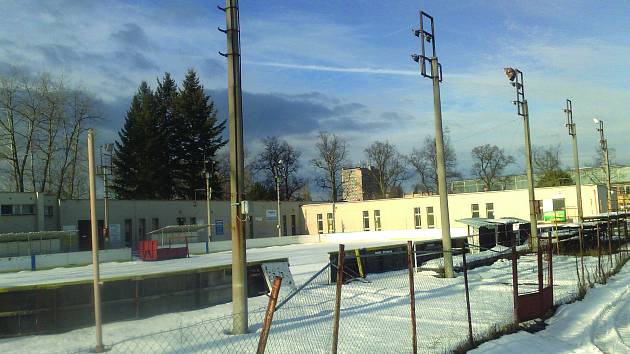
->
[205,171,212,248]
[595,120,614,212]
[504,68,538,249]
[412,11,454,278]
[564,100,583,222]
[87,129,103,353]
[220,0,247,334]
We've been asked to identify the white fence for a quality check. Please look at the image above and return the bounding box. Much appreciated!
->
[0,248,131,273]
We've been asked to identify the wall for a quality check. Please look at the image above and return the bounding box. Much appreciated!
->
[188,234,322,254]
[0,192,60,233]
[301,185,604,235]
[0,248,131,272]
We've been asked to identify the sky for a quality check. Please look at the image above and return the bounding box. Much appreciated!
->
[1,0,629,193]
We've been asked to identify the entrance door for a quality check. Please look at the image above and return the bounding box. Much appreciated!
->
[77,220,104,251]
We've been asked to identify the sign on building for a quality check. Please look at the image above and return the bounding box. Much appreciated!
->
[265,210,277,220]
[215,220,224,236]
[109,224,121,247]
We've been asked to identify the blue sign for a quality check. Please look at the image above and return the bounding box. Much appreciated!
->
[215,220,224,236]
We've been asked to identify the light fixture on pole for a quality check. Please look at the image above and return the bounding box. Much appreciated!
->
[593,118,615,212]
[412,11,454,278]
[504,67,538,248]
[99,143,114,246]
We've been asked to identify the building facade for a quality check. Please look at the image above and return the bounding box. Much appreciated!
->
[341,167,380,201]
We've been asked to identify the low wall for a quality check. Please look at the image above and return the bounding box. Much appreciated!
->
[188,234,322,254]
[0,248,131,272]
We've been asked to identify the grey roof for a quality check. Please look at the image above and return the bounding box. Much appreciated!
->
[456,217,528,229]
[147,225,209,235]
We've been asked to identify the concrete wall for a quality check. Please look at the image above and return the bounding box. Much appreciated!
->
[0,248,131,272]
[0,192,59,233]
[188,234,322,254]
[301,185,605,235]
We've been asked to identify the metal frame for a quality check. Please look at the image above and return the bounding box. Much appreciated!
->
[412,11,442,81]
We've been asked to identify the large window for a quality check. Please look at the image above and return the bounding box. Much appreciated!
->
[327,212,334,233]
[189,217,197,225]
[124,219,132,246]
[152,218,160,231]
[414,207,422,229]
[427,207,435,229]
[282,215,287,236]
[486,203,494,219]
[0,204,35,215]
[363,211,370,231]
[45,206,54,217]
[1,205,13,215]
[176,217,186,226]
[291,214,297,235]
[374,210,382,231]
[139,218,146,240]
[471,204,480,218]
[316,214,324,234]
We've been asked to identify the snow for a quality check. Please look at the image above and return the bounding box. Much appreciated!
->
[471,260,630,354]
[0,248,601,353]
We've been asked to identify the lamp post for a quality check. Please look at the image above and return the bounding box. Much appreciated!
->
[411,11,453,278]
[504,67,538,248]
[99,143,113,246]
[593,118,614,212]
[275,159,283,237]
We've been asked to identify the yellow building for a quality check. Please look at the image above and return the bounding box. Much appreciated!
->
[301,184,608,235]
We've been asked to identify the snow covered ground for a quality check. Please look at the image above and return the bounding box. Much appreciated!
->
[0,251,597,353]
[471,260,630,354]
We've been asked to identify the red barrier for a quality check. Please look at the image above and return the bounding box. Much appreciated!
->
[138,239,188,261]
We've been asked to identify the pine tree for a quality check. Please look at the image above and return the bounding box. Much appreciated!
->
[112,81,162,199]
[154,73,178,198]
[171,69,226,199]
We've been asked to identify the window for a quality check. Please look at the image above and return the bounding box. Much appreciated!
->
[1,205,13,215]
[327,213,334,233]
[414,207,422,229]
[152,218,160,231]
[189,217,197,225]
[248,217,254,239]
[139,219,146,240]
[282,215,287,236]
[486,203,494,219]
[45,206,54,217]
[362,211,370,231]
[374,210,381,231]
[176,217,186,225]
[316,214,324,234]
[291,214,297,235]
[427,207,435,229]
[471,204,480,218]
[124,219,132,246]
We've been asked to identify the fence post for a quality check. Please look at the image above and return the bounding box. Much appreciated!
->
[511,235,519,325]
[462,245,474,347]
[547,233,553,301]
[607,219,613,269]
[596,223,602,279]
[257,276,282,354]
[538,233,545,295]
[407,241,418,354]
[331,244,345,354]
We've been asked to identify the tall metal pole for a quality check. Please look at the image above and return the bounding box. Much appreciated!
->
[205,171,212,246]
[275,163,282,237]
[412,11,454,278]
[564,99,585,284]
[220,0,247,334]
[595,119,614,212]
[504,68,538,248]
[87,129,103,352]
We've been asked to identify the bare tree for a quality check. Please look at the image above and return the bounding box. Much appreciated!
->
[407,131,460,193]
[471,144,514,191]
[250,136,305,201]
[364,140,407,198]
[311,131,348,202]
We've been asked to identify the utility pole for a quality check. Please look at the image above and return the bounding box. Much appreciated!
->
[87,129,103,353]
[564,99,585,284]
[412,11,454,278]
[504,68,538,249]
[100,143,113,246]
[594,119,614,212]
[219,0,247,334]
[205,171,212,249]
[275,160,282,237]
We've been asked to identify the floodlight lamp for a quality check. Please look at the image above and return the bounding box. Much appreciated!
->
[504,67,517,82]
[593,118,600,124]
[411,54,420,63]
[412,28,421,37]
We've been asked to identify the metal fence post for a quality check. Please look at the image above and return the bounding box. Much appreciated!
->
[462,246,474,347]
[607,219,613,269]
[407,241,418,354]
[511,236,519,325]
[331,244,345,354]
[257,276,282,354]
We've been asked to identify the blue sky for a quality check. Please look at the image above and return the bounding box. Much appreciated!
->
[1,0,629,189]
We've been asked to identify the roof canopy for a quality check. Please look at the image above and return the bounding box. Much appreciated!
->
[147,224,209,235]
[456,217,529,229]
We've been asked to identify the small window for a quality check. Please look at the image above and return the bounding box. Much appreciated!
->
[316,214,324,234]
[124,219,132,246]
[327,212,334,233]
[427,207,435,229]
[486,203,494,219]
[1,204,13,215]
[374,210,381,231]
[152,218,160,231]
[291,214,297,235]
[282,215,287,235]
[139,218,146,239]
[190,217,197,225]
[176,217,186,226]
[414,207,422,229]
[471,204,480,218]
[45,206,54,217]
[363,211,370,231]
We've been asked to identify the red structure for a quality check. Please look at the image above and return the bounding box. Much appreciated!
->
[514,235,554,323]
[138,238,189,261]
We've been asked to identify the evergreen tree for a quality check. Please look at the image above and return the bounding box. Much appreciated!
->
[154,73,178,198]
[112,81,163,199]
[171,69,226,199]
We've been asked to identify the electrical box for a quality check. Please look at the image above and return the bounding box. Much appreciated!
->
[241,200,250,215]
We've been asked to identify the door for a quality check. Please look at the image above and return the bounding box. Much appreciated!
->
[77,220,104,251]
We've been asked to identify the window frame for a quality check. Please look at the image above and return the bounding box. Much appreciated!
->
[426,207,435,229]
[374,210,381,231]
[362,210,370,231]
[413,207,422,229]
